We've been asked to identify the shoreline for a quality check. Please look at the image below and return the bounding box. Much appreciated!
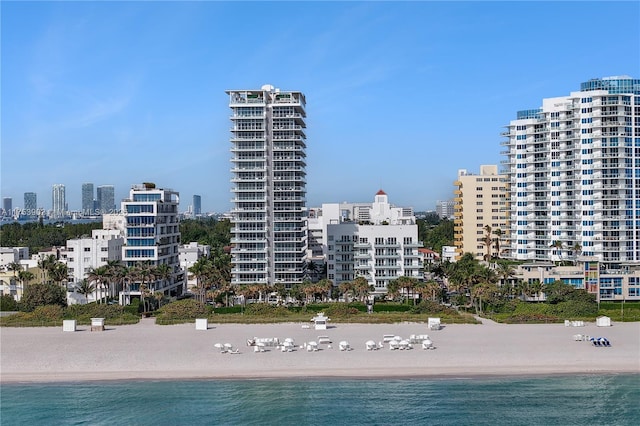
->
[2,320,639,384]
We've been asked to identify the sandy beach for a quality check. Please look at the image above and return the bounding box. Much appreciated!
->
[1,318,638,383]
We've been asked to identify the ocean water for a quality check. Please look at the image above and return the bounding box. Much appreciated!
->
[1,374,638,425]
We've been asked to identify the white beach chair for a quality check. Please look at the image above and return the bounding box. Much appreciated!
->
[214,343,226,353]
[307,341,318,352]
[339,341,350,351]
[365,340,377,351]
[399,340,411,350]
[389,340,400,350]
[422,339,434,350]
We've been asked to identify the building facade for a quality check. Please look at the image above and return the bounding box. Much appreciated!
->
[193,195,202,216]
[435,200,455,219]
[502,76,640,268]
[453,165,508,261]
[227,85,307,289]
[23,192,37,219]
[121,183,183,301]
[97,185,115,214]
[64,229,124,290]
[82,183,94,215]
[324,190,423,295]
[2,197,12,217]
[179,242,211,291]
[52,184,66,219]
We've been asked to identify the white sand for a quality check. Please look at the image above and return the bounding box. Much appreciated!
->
[1,318,638,383]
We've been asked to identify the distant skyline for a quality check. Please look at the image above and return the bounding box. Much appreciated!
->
[2,1,639,212]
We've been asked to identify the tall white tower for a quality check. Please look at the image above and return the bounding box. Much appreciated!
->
[502,76,639,267]
[227,85,308,288]
[52,184,66,219]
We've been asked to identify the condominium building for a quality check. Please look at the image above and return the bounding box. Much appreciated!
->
[121,183,183,300]
[324,190,423,295]
[52,184,66,219]
[227,85,307,289]
[435,200,455,219]
[2,197,12,217]
[501,76,640,267]
[23,192,37,218]
[179,242,211,291]
[193,195,202,216]
[97,185,115,214]
[453,165,508,261]
[81,183,94,215]
[64,229,124,291]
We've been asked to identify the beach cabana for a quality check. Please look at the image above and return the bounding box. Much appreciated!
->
[311,313,330,330]
[428,317,441,330]
[596,316,611,327]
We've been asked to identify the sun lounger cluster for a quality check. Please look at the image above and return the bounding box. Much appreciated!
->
[590,337,611,347]
[565,320,585,327]
[213,343,240,354]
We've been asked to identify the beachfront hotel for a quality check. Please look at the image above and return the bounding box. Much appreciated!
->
[227,85,308,289]
[453,165,509,261]
[321,190,423,295]
[501,76,640,269]
[120,183,184,301]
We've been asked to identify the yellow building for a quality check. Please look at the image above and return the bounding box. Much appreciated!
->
[453,165,509,261]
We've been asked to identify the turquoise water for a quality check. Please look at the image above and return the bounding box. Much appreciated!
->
[1,375,638,425]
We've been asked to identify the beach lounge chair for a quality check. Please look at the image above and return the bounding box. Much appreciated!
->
[214,343,226,353]
[601,338,611,347]
[318,336,331,344]
[383,334,395,343]
[399,340,411,350]
[591,338,601,347]
[339,341,350,351]
[422,339,434,350]
[307,341,318,352]
[365,340,377,351]
[389,340,400,350]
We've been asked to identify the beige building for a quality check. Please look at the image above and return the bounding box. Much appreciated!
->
[453,165,508,261]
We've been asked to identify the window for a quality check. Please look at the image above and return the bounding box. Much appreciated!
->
[84,247,91,252]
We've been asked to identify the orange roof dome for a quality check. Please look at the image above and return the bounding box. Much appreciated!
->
[376,189,386,195]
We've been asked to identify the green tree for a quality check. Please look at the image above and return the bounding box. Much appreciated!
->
[21,282,67,311]
[77,279,95,302]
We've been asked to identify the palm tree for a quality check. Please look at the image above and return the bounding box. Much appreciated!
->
[37,254,57,284]
[154,263,172,295]
[495,261,516,297]
[352,276,371,303]
[493,228,504,259]
[392,276,418,304]
[86,266,109,304]
[7,261,22,285]
[483,225,493,262]
[49,262,69,289]
[338,281,355,303]
[316,279,333,302]
[17,270,35,300]
[471,282,498,314]
[550,240,564,265]
[189,258,209,303]
[571,243,582,265]
[77,279,95,303]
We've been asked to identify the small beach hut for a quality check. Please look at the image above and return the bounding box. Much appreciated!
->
[311,313,330,330]
[596,316,611,327]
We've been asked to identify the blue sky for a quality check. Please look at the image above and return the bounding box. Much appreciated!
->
[2,1,639,213]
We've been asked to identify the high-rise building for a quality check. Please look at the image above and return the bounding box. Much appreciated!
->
[52,184,66,219]
[193,195,201,216]
[82,183,94,215]
[23,192,37,218]
[453,166,508,261]
[435,200,455,219]
[227,84,307,288]
[501,76,639,267]
[2,197,12,217]
[121,183,183,301]
[97,185,115,214]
